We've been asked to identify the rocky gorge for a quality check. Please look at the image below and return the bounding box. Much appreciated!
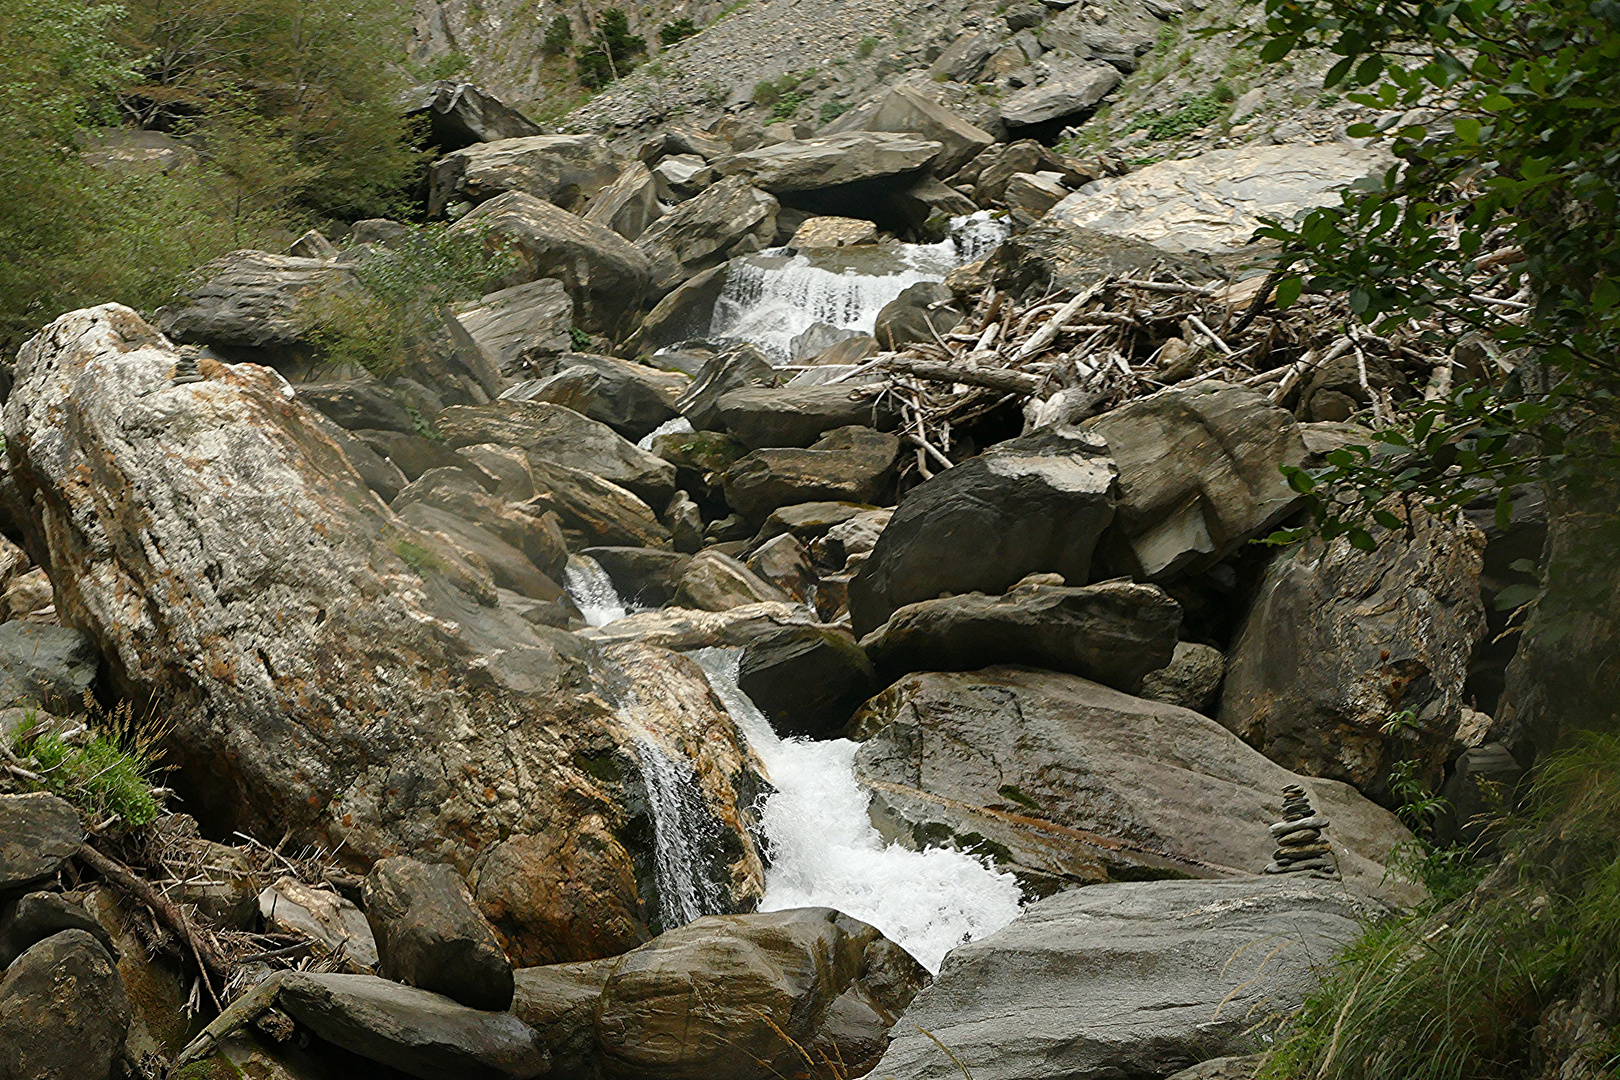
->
[1,3,1616,1080]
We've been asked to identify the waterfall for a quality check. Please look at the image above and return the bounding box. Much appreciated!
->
[563,554,629,626]
[708,212,1010,362]
[692,648,1023,972]
[632,732,733,930]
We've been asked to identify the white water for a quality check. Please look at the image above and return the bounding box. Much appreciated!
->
[563,554,629,626]
[633,732,733,929]
[636,415,693,451]
[693,648,1024,972]
[708,212,1009,362]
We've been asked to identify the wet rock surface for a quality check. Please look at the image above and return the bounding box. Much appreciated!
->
[0,929,132,1080]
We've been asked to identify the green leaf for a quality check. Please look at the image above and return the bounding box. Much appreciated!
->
[1453,116,1482,142]
[1347,527,1377,551]
[1493,583,1540,611]
[1275,275,1304,309]
[1373,509,1404,530]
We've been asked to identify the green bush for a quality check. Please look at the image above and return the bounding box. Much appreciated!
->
[8,703,166,830]
[300,224,517,378]
[1127,92,1230,140]
[543,14,572,55]
[818,100,848,124]
[856,35,879,58]
[575,8,645,88]
[658,17,697,47]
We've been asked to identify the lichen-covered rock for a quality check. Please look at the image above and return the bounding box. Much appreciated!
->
[0,793,82,892]
[0,929,131,1080]
[364,856,514,1011]
[1,306,757,963]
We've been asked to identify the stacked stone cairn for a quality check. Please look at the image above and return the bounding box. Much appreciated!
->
[172,345,205,384]
[1263,784,1338,877]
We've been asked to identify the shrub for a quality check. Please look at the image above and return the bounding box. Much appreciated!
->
[8,702,168,830]
[818,100,847,124]
[575,8,645,88]
[543,14,572,55]
[658,17,697,47]
[855,36,879,58]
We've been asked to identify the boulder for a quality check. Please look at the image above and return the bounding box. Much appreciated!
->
[297,380,418,434]
[635,177,779,295]
[0,793,82,892]
[738,625,877,737]
[723,426,900,522]
[260,876,380,968]
[428,134,620,218]
[848,425,1117,637]
[510,960,617,1077]
[1040,5,1159,71]
[392,467,568,580]
[1003,171,1068,216]
[405,81,548,152]
[451,192,652,334]
[574,601,822,651]
[756,501,884,547]
[628,264,730,353]
[956,138,1094,208]
[1050,144,1394,254]
[850,666,1414,897]
[0,892,116,968]
[716,385,894,449]
[2,306,767,964]
[873,281,966,350]
[870,878,1374,1080]
[1298,349,1412,422]
[716,132,943,193]
[1166,1057,1262,1080]
[364,857,514,1012]
[276,971,548,1079]
[999,57,1122,128]
[929,30,1001,82]
[673,550,790,611]
[508,353,687,441]
[653,429,750,483]
[1220,507,1488,804]
[156,250,359,353]
[580,547,693,607]
[0,567,54,623]
[665,492,705,554]
[0,622,99,710]
[449,279,574,378]
[0,930,131,1080]
[358,428,465,480]
[1139,640,1226,715]
[595,908,929,1080]
[810,509,893,570]
[745,533,818,603]
[791,215,879,249]
[398,502,564,602]
[983,216,1217,298]
[1084,381,1309,581]
[825,86,996,178]
[860,578,1180,693]
[527,461,672,550]
[584,161,662,243]
[676,343,781,431]
[438,400,676,506]
[457,443,537,500]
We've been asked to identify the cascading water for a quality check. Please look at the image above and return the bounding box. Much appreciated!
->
[692,647,1023,972]
[632,731,733,929]
[707,212,1010,362]
[636,415,693,451]
[563,554,629,626]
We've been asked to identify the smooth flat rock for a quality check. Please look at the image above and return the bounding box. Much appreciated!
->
[0,793,83,891]
[715,385,895,449]
[871,878,1377,1080]
[716,132,943,193]
[999,58,1122,127]
[723,426,900,523]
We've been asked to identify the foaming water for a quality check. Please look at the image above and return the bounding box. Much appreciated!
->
[636,415,693,451]
[563,554,628,626]
[693,648,1023,972]
[633,732,732,929]
[708,212,1009,362]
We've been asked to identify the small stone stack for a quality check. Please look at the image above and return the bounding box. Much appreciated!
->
[172,346,205,384]
[1263,784,1337,876]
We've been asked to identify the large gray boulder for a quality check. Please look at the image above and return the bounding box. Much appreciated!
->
[391,466,569,580]
[738,625,877,738]
[510,959,617,1077]
[1220,506,1488,805]
[848,425,1117,637]
[871,878,1376,1080]
[716,132,943,193]
[676,343,781,431]
[527,461,672,550]
[850,666,1415,898]
[364,857,514,1012]
[0,930,131,1080]
[673,550,790,612]
[983,216,1218,297]
[428,134,620,218]
[1084,381,1309,581]
[277,972,548,1079]
[0,892,115,968]
[1140,640,1226,715]
[0,622,99,710]
[596,908,929,1080]
[1051,144,1394,255]
[451,192,651,334]
[874,281,966,350]
[0,793,82,892]
[825,85,996,177]
[449,279,574,378]
[507,353,687,441]
[438,400,676,506]
[629,263,730,352]
[405,81,548,151]
[157,250,359,353]
[860,578,1180,693]
[998,57,1122,128]
[635,177,779,295]
[580,547,693,607]
[583,160,662,241]
[723,426,900,523]
[296,380,417,434]
[715,385,894,449]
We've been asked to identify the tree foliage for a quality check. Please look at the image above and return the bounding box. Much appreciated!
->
[1247,0,1620,550]
[576,9,646,88]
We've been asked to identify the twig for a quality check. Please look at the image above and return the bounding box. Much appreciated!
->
[1118,278,1219,296]
[1187,313,1234,356]
[1015,285,1099,360]
[884,358,1043,396]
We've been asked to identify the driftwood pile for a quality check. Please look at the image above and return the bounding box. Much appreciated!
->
[811,259,1531,485]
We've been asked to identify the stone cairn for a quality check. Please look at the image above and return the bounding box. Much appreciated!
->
[1263,784,1338,877]
[172,346,205,384]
